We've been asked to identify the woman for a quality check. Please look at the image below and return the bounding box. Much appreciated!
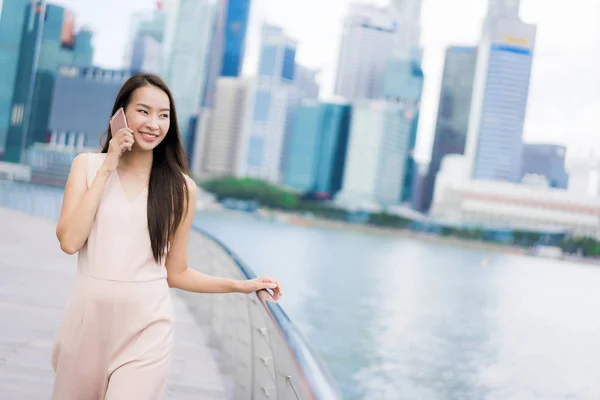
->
[52,73,283,399]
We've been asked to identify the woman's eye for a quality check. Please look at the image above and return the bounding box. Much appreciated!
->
[160,114,169,118]
[138,109,148,114]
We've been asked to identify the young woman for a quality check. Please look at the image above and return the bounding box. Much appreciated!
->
[52,73,283,399]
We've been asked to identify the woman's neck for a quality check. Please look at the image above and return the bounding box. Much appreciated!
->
[118,149,153,172]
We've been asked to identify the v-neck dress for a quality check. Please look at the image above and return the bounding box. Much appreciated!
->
[51,153,174,399]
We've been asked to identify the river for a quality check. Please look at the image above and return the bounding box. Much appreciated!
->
[195,209,600,400]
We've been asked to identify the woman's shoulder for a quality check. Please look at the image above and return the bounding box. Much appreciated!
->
[183,174,197,192]
[70,152,106,182]
[73,152,105,164]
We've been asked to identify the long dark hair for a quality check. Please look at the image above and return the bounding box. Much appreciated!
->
[101,73,189,263]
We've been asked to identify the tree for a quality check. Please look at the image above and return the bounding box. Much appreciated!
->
[198,177,300,209]
[512,230,542,247]
[368,212,411,229]
[560,236,600,257]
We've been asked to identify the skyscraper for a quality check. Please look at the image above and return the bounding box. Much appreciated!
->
[164,0,218,151]
[521,143,569,188]
[195,0,252,108]
[280,64,320,177]
[284,100,351,198]
[384,0,424,206]
[335,100,414,209]
[294,65,320,100]
[130,36,163,75]
[390,0,422,51]
[200,0,227,108]
[421,46,478,212]
[236,24,296,183]
[382,52,424,205]
[334,4,399,101]
[124,9,166,75]
[464,0,537,182]
[567,158,600,197]
[0,0,35,157]
[48,66,134,150]
[221,0,251,77]
[192,77,253,178]
[4,2,93,163]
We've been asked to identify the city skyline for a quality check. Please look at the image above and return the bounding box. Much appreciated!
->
[41,0,600,164]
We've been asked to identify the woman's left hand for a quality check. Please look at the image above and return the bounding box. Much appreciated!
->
[242,275,283,301]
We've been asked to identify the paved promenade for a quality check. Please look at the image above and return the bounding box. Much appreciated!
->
[0,207,228,399]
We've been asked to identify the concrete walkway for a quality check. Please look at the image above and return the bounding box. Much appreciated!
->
[0,207,227,399]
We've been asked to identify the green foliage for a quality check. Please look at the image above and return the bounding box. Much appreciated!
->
[439,226,485,240]
[560,236,600,257]
[367,212,411,228]
[199,176,299,209]
[295,201,348,221]
[512,230,543,247]
[197,177,600,259]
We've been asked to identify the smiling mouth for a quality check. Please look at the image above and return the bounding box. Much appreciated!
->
[140,132,159,140]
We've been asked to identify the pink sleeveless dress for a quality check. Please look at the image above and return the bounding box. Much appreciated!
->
[51,153,175,399]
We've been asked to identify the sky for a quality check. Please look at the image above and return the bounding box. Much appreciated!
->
[49,0,600,164]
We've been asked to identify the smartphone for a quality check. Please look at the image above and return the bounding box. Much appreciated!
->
[109,107,128,134]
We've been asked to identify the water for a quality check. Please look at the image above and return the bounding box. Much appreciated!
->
[195,210,600,400]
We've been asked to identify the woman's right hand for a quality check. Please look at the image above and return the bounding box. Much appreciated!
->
[103,128,134,172]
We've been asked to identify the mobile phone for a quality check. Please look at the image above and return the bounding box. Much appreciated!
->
[109,107,128,134]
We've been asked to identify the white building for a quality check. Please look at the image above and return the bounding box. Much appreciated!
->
[431,155,600,239]
[333,4,400,101]
[390,0,422,51]
[191,77,253,178]
[130,35,163,75]
[236,24,297,183]
[122,9,166,72]
[464,0,537,183]
[335,100,414,209]
[567,158,600,196]
[164,0,217,146]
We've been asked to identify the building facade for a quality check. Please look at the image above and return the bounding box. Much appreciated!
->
[123,9,166,73]
[221,0,251,77]
[334,4,399,101]
[284,100,351,198]
[421,46,478,212]
[192,77,252,178]
[335,100,414,209]
[4,2,93,163]
[381,51,424,206]
[280,64,320,176]
[521,143,569,188]
[567,158,600,197]
[164,0,217,151]
[130,35,163,75]
[465,0,536,182]
[48,66,134,150]
[237,24,296,183]
[431,155,600,239]
[0,0,38,156]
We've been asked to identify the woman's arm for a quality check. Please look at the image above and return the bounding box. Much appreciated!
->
[56,154,111,254]
[166,178,283,299]
[56,128,134,254]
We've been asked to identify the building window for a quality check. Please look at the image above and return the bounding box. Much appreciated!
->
[253,91,271,121]
[247,136,264,167]
[11,104,24,126]
[282,47,296,81]
[259,45,277,77]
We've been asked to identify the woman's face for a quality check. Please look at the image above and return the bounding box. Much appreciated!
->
[124,85,171,152]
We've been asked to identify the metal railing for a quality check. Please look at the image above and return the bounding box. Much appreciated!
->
[0,180,342,400]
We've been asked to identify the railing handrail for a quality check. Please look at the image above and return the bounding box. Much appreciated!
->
[192,223,343,400]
